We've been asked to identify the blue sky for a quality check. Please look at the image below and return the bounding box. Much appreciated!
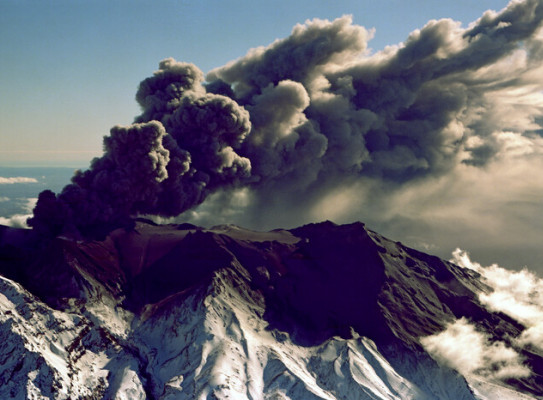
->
[0,0,510,167]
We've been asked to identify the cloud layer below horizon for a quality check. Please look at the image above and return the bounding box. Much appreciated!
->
[0,177,38,184]
[28,0,543,270]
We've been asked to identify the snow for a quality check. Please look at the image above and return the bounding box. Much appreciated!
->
[108,363,146,400]
[130,268,482,399]
[0,260,536,399]
[208,224,300,244]
[0,221,540,399]
[468,376,539,400]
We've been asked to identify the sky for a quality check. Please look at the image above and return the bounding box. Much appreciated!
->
[1,0,543,273]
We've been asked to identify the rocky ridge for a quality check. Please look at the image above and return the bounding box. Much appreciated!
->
[0,220,541,399]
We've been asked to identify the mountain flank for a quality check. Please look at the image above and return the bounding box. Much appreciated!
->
[0,220,540,399]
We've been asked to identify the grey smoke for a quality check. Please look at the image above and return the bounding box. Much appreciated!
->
[29,59,252,237]
[198,1,543,234]
[29,0,543,251]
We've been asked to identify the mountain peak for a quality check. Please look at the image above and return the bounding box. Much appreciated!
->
[0,220,541,398]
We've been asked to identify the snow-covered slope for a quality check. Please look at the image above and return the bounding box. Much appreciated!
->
[0,220,541,399]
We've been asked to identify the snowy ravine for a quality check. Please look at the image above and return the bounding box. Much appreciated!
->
[0,221,541,399]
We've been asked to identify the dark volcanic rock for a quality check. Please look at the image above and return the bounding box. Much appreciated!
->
[0,220,527,344]
[1,220,542,397]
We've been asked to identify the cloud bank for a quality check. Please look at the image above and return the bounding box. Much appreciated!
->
[0,214,32,229]
[0,198,37,229]
[28,0,543,262]
[422,248,543,384]
[420,317,530,380]
[0,177,38,184]
[452,249,543,352]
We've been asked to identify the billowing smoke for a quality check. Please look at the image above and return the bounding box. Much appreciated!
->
[29,60,252,237]
[29,0,543,244]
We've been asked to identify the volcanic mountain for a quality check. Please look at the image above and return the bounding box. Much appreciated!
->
[0,220,541,399]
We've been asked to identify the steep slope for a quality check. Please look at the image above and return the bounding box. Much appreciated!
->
[0,220,541,399]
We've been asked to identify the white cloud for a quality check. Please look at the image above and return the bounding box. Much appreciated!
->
[22,198,37,213]
[0,199,36,229]
[451,249,543,351]
[0,176,38,184]
[0,214,31,229]
[0,197,9,202]
[420,317,530,380]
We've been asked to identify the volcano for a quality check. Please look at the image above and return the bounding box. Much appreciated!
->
[0,220,541,399]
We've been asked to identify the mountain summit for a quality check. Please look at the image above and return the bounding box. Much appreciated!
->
[0,220,541,399]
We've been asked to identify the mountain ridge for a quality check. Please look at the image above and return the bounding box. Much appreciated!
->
[0,220,541,399]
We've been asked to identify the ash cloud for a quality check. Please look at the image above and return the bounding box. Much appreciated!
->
[199,0,543,235]
[30,0,543,248]
[30,61,252,238]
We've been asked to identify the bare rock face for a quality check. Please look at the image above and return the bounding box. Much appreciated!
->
[0,220,541,399]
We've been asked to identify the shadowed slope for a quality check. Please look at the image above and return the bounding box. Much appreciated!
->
[0,220,542,397]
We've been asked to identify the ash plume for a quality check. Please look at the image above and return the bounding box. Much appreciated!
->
[29,64,252,238]
[29,0,543,242]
